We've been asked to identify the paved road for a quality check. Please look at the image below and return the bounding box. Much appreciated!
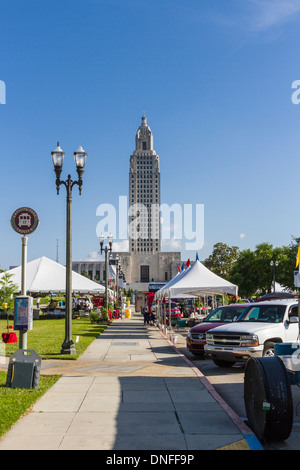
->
[176,327,300,450]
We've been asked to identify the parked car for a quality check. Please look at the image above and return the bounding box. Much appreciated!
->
[161,302,182,326]
[256,292,296,302]
[204,299,299,367]
[186,304,249,356]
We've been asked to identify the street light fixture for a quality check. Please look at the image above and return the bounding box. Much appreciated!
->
[115,254,120,306]
[270,260,279,293]
[52,141,87,355]
[99,233,113,313]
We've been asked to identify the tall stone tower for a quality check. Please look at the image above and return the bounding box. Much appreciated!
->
[129,115,161,254]
[73,115,181,287]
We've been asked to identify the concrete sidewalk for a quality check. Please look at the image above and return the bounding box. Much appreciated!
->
[0,309,263,450]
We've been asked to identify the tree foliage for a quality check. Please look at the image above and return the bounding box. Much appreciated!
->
[0,272,19,313]
[203,242,239,278]
[204,237,300,298]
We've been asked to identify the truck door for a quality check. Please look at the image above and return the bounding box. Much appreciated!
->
[285,305,299,342]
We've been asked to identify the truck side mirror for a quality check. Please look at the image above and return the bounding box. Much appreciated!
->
[289,316,299,323]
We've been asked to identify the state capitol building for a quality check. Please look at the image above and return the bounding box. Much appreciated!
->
[73,116,181,290]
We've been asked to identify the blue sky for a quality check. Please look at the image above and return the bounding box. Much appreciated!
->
[1,0,300,270]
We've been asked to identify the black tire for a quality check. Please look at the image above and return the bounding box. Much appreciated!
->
[263,341,275,357]
[244,356,293,442]
[212,359,236,368]
[191,352,204,357]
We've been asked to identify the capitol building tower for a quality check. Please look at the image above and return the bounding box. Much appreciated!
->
[125,115,181,287]
[73,116,181,289]
[129,115,161,255]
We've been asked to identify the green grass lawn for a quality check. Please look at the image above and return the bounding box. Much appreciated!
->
[0,371,60,438]
[0,318,109,439]
[0,317,109,360]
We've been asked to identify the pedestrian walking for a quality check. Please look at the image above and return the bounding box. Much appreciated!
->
[142,307,148,325]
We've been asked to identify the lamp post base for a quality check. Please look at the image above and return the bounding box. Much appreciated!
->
[61,340,76,355]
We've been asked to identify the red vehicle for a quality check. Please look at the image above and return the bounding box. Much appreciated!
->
[162,302,181,326]
[146,292,155,313]
[186,304,249,356]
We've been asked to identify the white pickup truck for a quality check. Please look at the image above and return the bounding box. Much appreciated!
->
[204,299,299,367]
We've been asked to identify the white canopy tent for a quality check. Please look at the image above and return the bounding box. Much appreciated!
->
[273,282,296,294]
[157,260,238,299]
[1,256,106,294]
[155,260,238,331]
[154,269,189,301]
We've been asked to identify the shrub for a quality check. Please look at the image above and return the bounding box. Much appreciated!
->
[90,311,100,323]
[101,307,109,322]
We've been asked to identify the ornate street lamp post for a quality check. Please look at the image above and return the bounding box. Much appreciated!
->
[51,142,87,354]
[115,254,119,307]
[99,233,113,313]
[270,260,279,293]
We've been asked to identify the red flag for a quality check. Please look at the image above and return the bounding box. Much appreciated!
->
[186,259,190,267]
[178,265,181,272]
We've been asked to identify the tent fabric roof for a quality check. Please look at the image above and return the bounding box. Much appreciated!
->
[1,256,105,294]
[156,260,238,298]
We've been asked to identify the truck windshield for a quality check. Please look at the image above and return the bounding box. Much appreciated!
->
[204,306,246,322]
[237,304,286,323]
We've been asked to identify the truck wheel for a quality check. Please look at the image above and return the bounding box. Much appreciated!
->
[244,356,293,442]
[212,359,236,368]
[263,341,275,357]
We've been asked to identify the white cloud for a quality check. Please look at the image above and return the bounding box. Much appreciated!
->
[161,238,183,251]
[113,240,129,252]
[81,251,103,261]
[189,1,300,34]
[240,233,246,239]
[81,240,129,261]
[248,0,300,31]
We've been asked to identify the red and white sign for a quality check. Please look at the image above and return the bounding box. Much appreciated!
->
[11,207,39,235]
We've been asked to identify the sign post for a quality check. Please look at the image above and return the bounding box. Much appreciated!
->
[10,207,39,350]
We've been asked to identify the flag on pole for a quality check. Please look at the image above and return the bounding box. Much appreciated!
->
[196,252,199,261]
[186,258,191,267]
[178,265,181,272]
[296,239,300,269]
[181,262,185,271]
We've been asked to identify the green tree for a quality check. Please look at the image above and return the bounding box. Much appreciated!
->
[253,242,275,294]
[275,237,300,291]
[228,240,298,298]
[228,243,275,297]
[228,249,257,298]
[0,272,19,312]
[203,242,240,278]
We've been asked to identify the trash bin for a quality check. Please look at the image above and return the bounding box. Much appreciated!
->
[6,349,42,389]
[125,309,131,318]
